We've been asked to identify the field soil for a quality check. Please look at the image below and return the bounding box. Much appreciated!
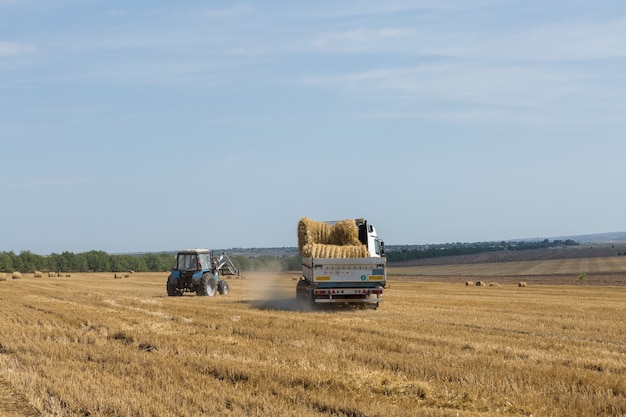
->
[1,260,626,416]
[0,376,39,417]
[389,247,626,286]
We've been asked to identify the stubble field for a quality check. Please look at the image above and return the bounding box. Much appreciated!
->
[1,259,625,416]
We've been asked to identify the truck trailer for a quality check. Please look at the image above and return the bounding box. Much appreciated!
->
[296,218,386,308]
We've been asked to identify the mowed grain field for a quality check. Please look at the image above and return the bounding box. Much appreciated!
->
[1,260,626,416]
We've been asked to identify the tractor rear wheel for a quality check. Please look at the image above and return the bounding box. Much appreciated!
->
[167,282,179,296]
[197,273,217,296]
[167,276,180,296]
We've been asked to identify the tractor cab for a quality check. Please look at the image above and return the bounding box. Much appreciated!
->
[176,251,211,271]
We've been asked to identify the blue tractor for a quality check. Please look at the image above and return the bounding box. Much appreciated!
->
[167,249,239,296]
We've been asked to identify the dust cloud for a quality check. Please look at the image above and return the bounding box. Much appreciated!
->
[240,271,312,312]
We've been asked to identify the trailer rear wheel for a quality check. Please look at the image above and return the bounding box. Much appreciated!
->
[296,279,308,302]
[197,273,217,296]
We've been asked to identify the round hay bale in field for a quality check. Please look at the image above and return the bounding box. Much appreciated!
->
[114,273,122,279]
[48,271,56,277]
[475,281,485,286]
[12,271,21,279]
[34,270,43,278]
[519,281,528,287]
[65,273,71,277]
[465,281,474,286]
[489,282,501,287]
[0,273,6,281]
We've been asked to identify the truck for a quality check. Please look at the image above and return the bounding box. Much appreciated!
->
[296,218,386,308]
[167,249,239,296]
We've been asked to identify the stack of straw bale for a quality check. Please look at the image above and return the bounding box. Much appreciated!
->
[298,217,369,258]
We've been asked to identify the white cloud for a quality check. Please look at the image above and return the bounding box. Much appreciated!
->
[106,9,126,16]
[312,28,414,49]
[303,60,626,125]
[0,41,37,56]
[202,4,251,18]
[0,177,92,189]
[315,0,488,19]
[441,17,626,61]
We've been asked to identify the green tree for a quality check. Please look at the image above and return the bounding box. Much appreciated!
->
[85,250,111,272]
[71,253,90,272]
[9,252,23,272]
[285,256,301,271]
[129,256,148,272]
[231,255,252,272]
[18,250,38,272]
[0,253,13,272]
[143,253,172,272]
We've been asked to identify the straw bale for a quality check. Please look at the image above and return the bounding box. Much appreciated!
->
[12,271,21,279]
[0,273,6,281]
[298,217,332,251]
[465,281,474,286]
[298,217,367,258]
[34,270,43,278]
[475,281,485,286]
[329,219,361,246]
[518,281,528,287]
[301,243,369,259]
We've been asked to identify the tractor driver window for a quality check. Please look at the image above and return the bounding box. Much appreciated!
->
[180,255,197,270]
[200,254,211,269]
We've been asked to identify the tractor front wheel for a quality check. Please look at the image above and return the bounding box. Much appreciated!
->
[218,280,230,295]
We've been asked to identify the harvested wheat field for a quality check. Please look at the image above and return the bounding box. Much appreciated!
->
[1,271,626,416]
[390,256,626,286]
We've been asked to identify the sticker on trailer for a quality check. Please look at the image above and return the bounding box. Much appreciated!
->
[322,270,355,275]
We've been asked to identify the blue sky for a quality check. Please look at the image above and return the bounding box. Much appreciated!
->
[1,1,625,254]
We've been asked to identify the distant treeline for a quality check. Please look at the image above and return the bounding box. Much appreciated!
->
[386,239,579,262]
[0,250,303,273]
[0,250,175,273]
[1,239,581,273]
